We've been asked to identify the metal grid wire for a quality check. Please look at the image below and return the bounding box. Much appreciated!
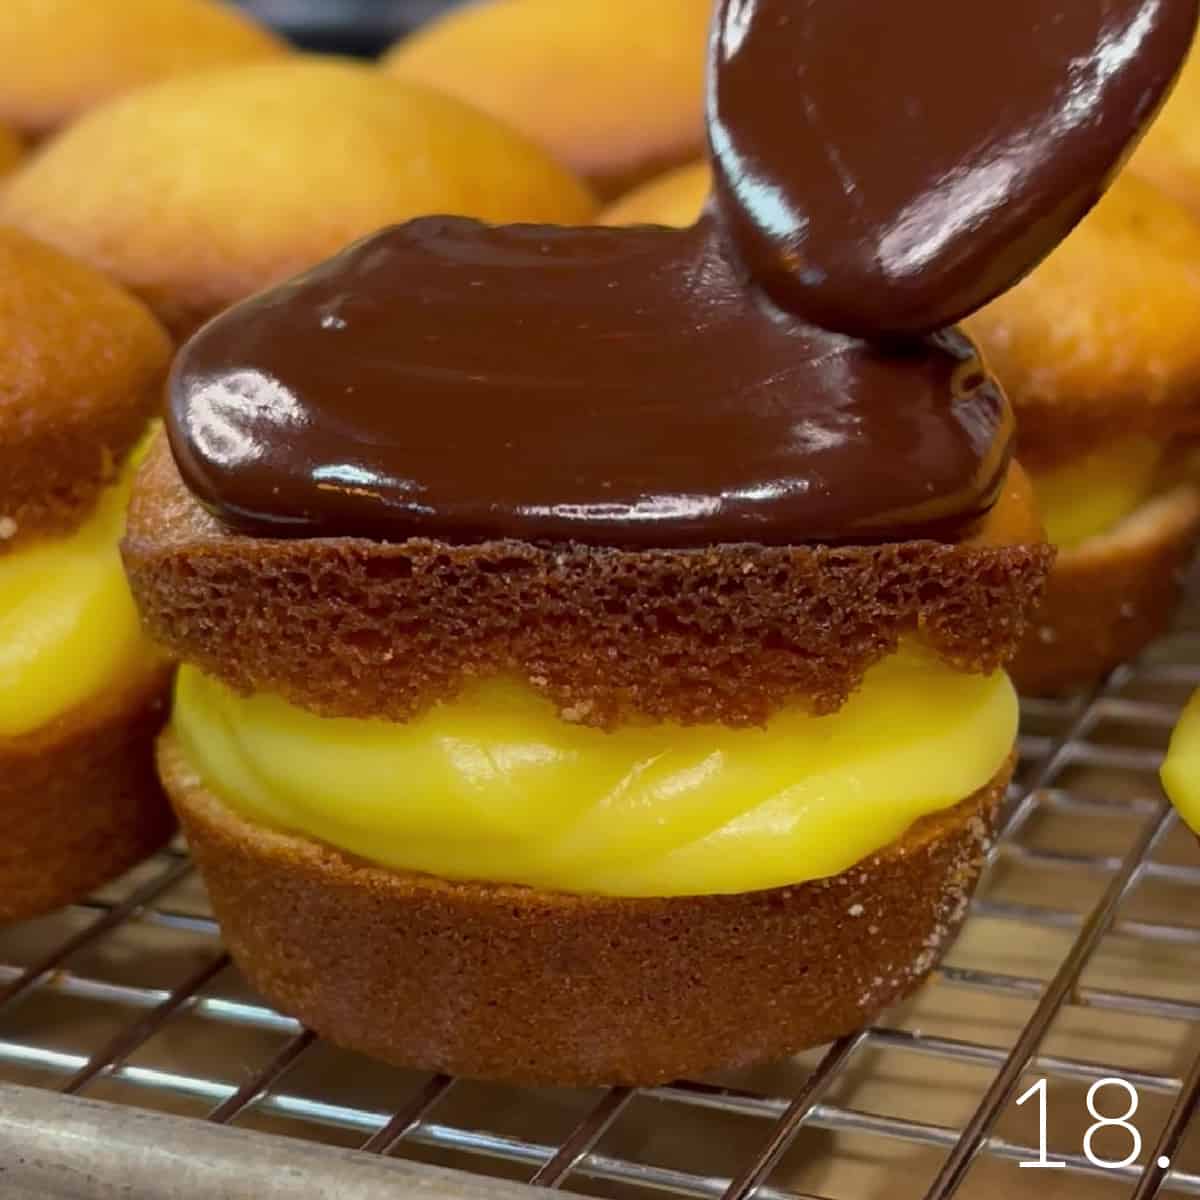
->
[1,614,1199,1198]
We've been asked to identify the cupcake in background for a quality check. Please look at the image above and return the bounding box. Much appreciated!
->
[0,58,596,337]
[966,173,1200,693]
[383,0,711,200]
[0,227,174,922]
[0,0,285,142]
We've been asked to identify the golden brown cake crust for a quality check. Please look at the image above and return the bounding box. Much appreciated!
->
[124,438,1052,729]
[0,227,171,550]
[0,667,174,924]
[164,732,1009,1086]
[1011,485,1200,694]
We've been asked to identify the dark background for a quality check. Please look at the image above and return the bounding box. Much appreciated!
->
[232,0,469,55]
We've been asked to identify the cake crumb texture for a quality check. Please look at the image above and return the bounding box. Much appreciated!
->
[126,439,1053,728]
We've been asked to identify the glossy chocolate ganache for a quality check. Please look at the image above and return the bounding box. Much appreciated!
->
[168,0,1197,549]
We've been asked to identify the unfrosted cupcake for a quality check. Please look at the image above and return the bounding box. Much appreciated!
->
[383,0,710,199]
[0,0,285,141]
[0,58,596,337]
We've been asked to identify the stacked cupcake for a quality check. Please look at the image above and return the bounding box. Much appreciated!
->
[0,0,1196,1094]
[120,0,1190,1086]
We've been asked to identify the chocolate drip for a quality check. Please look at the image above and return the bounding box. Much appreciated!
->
[167,0,1196,548]
[169,217,1009,547]
[709,0,1198,338]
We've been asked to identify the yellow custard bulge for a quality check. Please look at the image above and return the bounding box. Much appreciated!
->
[1162,692,1200,834]
[0,457,157,738]
[173,643,1016,898]
[1032,437,1165,550]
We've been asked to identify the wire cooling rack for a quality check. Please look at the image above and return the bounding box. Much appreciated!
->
[1,607,1199,1200]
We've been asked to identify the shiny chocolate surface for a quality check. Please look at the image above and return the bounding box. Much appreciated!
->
[169,217,1009,546]
[709,0,1198,336]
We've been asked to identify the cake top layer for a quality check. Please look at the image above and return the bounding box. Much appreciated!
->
[168,0,1196,549]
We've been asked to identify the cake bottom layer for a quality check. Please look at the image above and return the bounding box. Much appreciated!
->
[163,732,1010,1087]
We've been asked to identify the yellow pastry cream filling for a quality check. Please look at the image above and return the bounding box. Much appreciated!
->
[1031,437,1166,550]
[1162,691,1200,835]
[173,642,1017,898]
[0,454,158,738]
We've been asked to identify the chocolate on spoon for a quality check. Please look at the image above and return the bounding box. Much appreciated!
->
[710,0,1199,338]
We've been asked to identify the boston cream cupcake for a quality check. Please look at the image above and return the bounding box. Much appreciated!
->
[966,174,1200,693]
[0,0,285,142]
[0,228,174,923]
[0,58,595,338]
[124,0,1191,1085]
[383,0,711,200]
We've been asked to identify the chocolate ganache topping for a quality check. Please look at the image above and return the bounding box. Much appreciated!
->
[167,0,1197,549]
[170,219,1008,546]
